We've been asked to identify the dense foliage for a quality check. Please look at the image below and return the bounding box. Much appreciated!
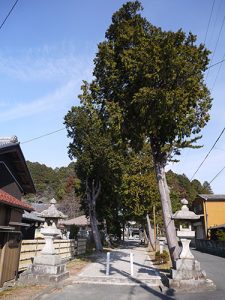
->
[26,161,81,218]
[26,160,212,225]
[167,170,212,212]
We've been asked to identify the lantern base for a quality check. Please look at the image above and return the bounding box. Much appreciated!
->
[171,258,215,291]
[172,258,204,280]
[18,254,69,284]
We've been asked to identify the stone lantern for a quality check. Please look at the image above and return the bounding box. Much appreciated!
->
[19,221,69,284]
[172,198,200,260]
[19,198,69,284]
[171,198,214,290]
[39,198,67,227]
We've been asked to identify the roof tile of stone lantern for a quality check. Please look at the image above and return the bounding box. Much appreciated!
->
[172,198,200,220]
[39,203,67,219]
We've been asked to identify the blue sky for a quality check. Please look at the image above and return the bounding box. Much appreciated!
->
[1,0,225,193]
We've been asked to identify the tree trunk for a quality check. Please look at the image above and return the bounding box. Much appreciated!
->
[143,229,148,245]
[104,219,112,247]
[86,179,103,252]
[89,208,103,252]
[146,214,155,251]
[154,161,180,264]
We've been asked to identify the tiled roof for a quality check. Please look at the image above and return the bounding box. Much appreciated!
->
[0,189,33,211]
[209,224,225,229]
[0,137,36,194]
[62,215,90,226]
[198,194,225,201]
[22,210,44,222]
[0,136,18,148]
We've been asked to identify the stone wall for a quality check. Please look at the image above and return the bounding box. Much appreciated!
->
[195,239,225,257]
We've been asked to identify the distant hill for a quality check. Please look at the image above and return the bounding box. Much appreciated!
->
[166,170,213,211]
[25,161,82,218]
[25,161,212,217]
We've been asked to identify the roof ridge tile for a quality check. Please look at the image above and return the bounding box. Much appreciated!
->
[0,189,33,211]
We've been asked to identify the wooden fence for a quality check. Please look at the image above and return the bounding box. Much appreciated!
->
[19,238,87,271]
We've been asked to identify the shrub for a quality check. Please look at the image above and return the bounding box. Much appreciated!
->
[155,250,169,264]
[216,229,225,241]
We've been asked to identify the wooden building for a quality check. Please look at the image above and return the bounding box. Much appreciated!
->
[21,211,44,240]
[62,215,94,239]
[192,194,225,239]
[0,136,35,287]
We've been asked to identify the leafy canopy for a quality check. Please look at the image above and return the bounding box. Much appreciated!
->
[92,1,212,163]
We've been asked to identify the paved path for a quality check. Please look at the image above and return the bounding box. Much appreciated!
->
[38,240,168,300]
[72,240,161,286]
[38,244,225,300]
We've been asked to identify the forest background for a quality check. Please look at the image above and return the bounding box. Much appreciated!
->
[25,160,212,226]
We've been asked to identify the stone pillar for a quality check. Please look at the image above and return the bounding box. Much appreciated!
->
[179,239,194,259]
[41,222,57,255]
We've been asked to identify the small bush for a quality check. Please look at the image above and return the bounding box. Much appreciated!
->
[216,229,225,241]
[155,250,169,264]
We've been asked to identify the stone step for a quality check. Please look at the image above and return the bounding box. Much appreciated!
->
[72,275,162,287]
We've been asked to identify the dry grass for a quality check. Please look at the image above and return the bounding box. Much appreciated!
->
[0,284,48,300]
[66,257,91,276]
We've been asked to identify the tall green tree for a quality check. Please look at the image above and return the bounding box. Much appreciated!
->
[65,82,124,251]
[90,1,212,262]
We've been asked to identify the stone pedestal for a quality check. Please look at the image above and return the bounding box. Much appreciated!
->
[170,247,215,291]
[19,255,69,284]
[172,258,204,281]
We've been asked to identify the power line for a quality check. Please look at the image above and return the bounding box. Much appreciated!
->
[191,126,225,180]
[204,0,216,44]
[206,0,223,48]
[206,12,225,80]
[210,53,225,91]
[205,1,225,92]
[21,127,66,145]
[0,0,19,31]
[209,165,225,185]
[207,58,225,69]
